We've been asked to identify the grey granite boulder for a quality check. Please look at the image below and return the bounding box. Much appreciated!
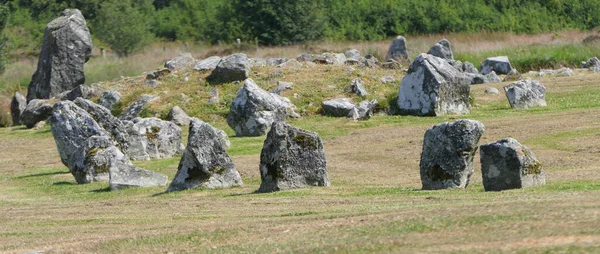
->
[68,135,130,184]
[20,99,54,128]
[269,81,293,95]
[322,98,355,117]
[10,92,27,126]
[480,138,546,191]
[109,161,168,190]
[277,59,303,68]
[484,71,502,83]
[362,54,381,68]
[427,39,453,60]
[62,84,102,101]
[118,95,158,121]
[348,99,378,121]
[462,62,478,74]
[226,79,290,136]
[420,119,485,190]
[258,122,329,192]
[165,53,196,71]
[207,88,219,104]
[167,118,242,192]
[146,68,171,80]
[313,53,345,65]
[296,54,313,62]
[73,98,129,145]
[466,73,486,85]
[27,9,92,101]
[167,106,191,126]
[581,57,600,72]
[98,90,121,111]
[480,56,513,75]
[207,53,251,84]
[126,117,182,160]
[397,53,471,116]
[385,36,410,63]
[345,78,368,96]
[503,68,522,82]
[194,56,221,71]
[504,79,547,109]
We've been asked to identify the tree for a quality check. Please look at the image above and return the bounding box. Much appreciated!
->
[0,1,8,74]
[93,0,153,57]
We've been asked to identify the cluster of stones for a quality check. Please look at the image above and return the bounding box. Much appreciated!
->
[420,119,545,191]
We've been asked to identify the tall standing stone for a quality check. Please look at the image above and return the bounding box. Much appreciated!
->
[167,118,242,192]
[420,120,485,190]
[385,36,410,63]
[480,138,546,191]
[10,92,27,126]
[397,53,471,116]
[258,122,329,193]
[27,9,93,101]
[427,39,454,60]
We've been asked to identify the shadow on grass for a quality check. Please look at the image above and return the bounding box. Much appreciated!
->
[13,171,69,179]
[91,187,111,193]
[53,181,76,186]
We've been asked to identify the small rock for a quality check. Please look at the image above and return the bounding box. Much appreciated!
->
[118,95,158,121]
[462,62,478,74]
[503,68,522,82]
[98,90,122,111]
[194,56,221,71]
[33,121,46,130]
[344,49,361,59]
[109,161,168,190]
[345,78,368,96]
[380,76,395,84]
[20,99,54,129]
[143,80,161,88]
[381,60,402,70]
[207,53,251,84]
[484,87,500,95]
[270,81,293,95]
[480,56,513,75]
[278,59,302,68]
[322,98,355,117]
[348,99,378,121]
[146,68,171,80]
[296,54,313,62]
[167,106,191,126]
[504,78,547,109]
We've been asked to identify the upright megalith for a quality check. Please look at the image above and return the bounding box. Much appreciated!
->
[258,122,329,193]
[27,9,93,101]
[10,92,27,126]
[420,120,485,190]
[428,39,454,60]
[167,118,242,192]
[227,79,292,136]
[480,138,546,191]
[504,78,547,109]
[385,36,410,63]
[397,53,471,116]
[206,53,251,84]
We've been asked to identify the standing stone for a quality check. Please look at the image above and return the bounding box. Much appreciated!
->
[321,98,355,117]
[10,92,27,126]
[98,90,122,111]
[164,53,196,71]
[503,68,522,82]
[385,36,410,63]
[420,120,485,190]
[480,56,513,75]
[258,122,329,193]
[109,161,168,190]
[194,56,222,71]
[118,95,158,121]
[348,99,378,121]
[397,53,471,116]
[480,138,546,191]
[504,78,547,109]
[27,9,92,101]
[167,106,191,126]
[226,79,290,136]
[20,99,54,128]
[167,118,242,192]
[206,53,251,84]
[67,135,130,184]
[344,78,368,96]
[427,39,454,60]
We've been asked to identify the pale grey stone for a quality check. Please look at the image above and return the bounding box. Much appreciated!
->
[504,78,547,109]
[165,53,196,71]
[428,39,453,60]
[109,161,168,190]
[194,56,221,71]
[484,87,500,95]
[270,81,293,95]
[118,95,158,121]
[321,98,354,117]
[385,36,410,63]
[207,53,251,84]
[167,106,190,126]
[98,90,121,111]
[10,91,26,126]
[348,99,378,121]
[345,78,368,96]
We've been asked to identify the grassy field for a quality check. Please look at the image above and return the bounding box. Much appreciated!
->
[1,59,600,253]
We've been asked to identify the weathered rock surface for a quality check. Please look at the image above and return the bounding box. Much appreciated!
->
[227,79,291,136]
[146,68,171,80]
[270,81,293,95]
[581,57,600,71]
[348,99,378,121]
[27,9,92,101]
[207,53,250,84]
[277,59,303,68]
[385,36,410,63]
[484,87,500,95]
[503,68,522,82]
[10,92,27,126]
[534,68,574,77]
[397,53,471,116]
[462,62,478,74]
[118,95,158,121]
[143,80,161,88]
[98,90,122,111]
[167,118,242,192]
[165,53,196,71]
[480,56,513,75]
[20,99,54,128]
[68,135,130,184]
[62,84,102,101]
[380,76,396,84]
[313,53,345,65]
[167,106,191,126]
[126,118,182,160]
[73,98,128,145]
[484,71,502,83]
[296,54,313,62]
[345,49,361,60]
[362,54,380,68]
[109,161,168,190]
[420,119,485,190]
[258,122,329,192]
[480,138,546,191]
[504,79,547,109]
[345,78,368,96]
[194,56,222,71]
[427,39,453,60]
[321,98,355,117]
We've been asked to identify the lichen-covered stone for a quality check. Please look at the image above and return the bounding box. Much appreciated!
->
[127,117,182,160]
[206,53,250,84]
[20,99,54,128]
[68,135,130,184]
[420,119,485,190]
[480,138,546,191]
[344,78,368,96]
[397,53,471,116]
[194,56,221,71]
[167,106,191,126]
[385,36,410,64]
[258,122,329,192]
[117,95,158,121]
[348,99,378,121]
[167,118,242,192]
[98,90,121,111]
[503,78,547,109]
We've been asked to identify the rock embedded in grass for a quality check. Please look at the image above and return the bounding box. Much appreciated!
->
[68,135,130,184]
[109,161,168,191]
[125,117,182,160]
[581,57,600,71]
[504,78,547,109]
[165,53,196,71]
[348,99,378,121]
[206,53,251,84]
[194,56,222,71]
[397,53,471,116]
[428,38,454,60]
[27,9,92,101]
[480,56,513,75]
[20,99,54,129]
[484,87,500,95]
[480,138,546,191]
[321,98,355,117]
[167,106,191,126]
[345,78,368,96]
[484,71,502,83]
[10,91,26,126]
[167,118,242,192]
[258,122,329,193]
[98,90,122,111]
[420,119,485,190]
